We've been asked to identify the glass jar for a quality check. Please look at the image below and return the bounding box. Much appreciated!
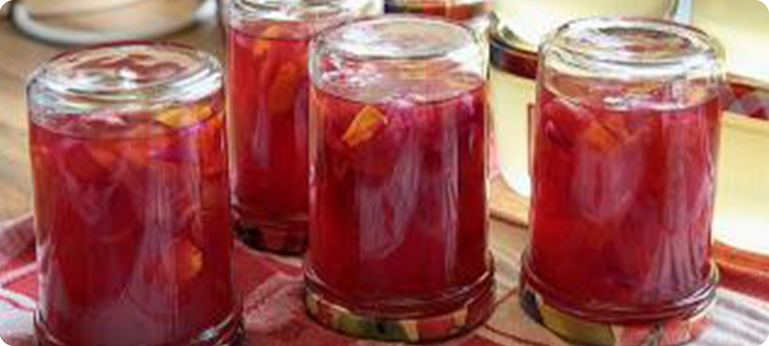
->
[306,16,494,342]
[521,18,725,345]
[384,0,492,32]
[227,0,382,254]
[28,43,239,345]
[489,18,538,197]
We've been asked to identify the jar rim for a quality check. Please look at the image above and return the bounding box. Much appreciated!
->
[542,17,724,80]
[311,14,481,61]
[28,42,221,109]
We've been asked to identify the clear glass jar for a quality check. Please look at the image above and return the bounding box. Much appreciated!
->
[28,43,239,346]
[227,0,382,254]
[521,18,725,345]
[305,16,494,342]
[489,19,538,197]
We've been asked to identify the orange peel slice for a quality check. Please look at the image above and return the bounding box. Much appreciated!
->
[267,63,303,115]
[342,106,388,148]
[252,26,289,57]
[155,104,214,128]
[583,117,630,154]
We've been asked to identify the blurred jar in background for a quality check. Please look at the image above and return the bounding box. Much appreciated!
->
[384,0,493,32]
[494,0,676,47]
[226,0,381,254]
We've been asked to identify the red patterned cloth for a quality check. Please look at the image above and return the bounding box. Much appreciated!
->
[1,214,769,346]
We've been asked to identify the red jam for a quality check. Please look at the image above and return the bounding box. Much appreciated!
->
[307,72,492,317]
[228,22,312,254]
[31,98,238,345]
[525,84,721,321]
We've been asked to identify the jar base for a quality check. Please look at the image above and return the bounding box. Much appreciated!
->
[304,276,495,342]
[36,310,244,346]
[518,270,716,346]
[234,216,307,255]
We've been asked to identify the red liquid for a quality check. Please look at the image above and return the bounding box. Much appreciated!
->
[307,76,492,316]
[31,98,238,345]
[228,23,311,252]
[526,85,721,321]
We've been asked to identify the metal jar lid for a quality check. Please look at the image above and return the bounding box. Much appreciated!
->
[489,15,538,79]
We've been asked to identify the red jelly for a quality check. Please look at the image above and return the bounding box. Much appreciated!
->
[521,18,726,345]
[227,0,379,254]
[305,16,494,342]
[28,44,239,346]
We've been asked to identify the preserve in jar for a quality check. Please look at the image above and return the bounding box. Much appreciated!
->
[28,44,240,345]
[227,0,381,254]
[521,18,725,345]
[305,16,494,342]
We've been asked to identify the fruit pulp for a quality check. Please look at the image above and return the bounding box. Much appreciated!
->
[31,98,238,346]
[525,85,721,322]
[307,73,492,317]
[228,23,311,253]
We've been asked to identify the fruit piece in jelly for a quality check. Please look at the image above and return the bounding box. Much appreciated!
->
[267,63,304,115]
[145,238,203,286]
[342,106,389,148]
[156,105,214,129]
[60,141,121,183]
[581,120,625,154]
[541,99,590,150]
[252,26,291,57]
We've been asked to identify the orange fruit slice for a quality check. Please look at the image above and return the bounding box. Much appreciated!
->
[156,104,214,128]
[342,106,389,148]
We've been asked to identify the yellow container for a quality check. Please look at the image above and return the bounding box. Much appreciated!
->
[489,21,537,196]
[494,0,676,46]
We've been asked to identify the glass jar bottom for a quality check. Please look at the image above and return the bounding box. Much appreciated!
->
[518,271,716,346]
[304,277,495,342]
[36,310,243,346]
[234,215,308,255]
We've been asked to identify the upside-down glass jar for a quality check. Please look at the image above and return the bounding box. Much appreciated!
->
[305,16,494,342]
[521,18,725,345]
[28,43,240,346]
[227,0,382,254]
